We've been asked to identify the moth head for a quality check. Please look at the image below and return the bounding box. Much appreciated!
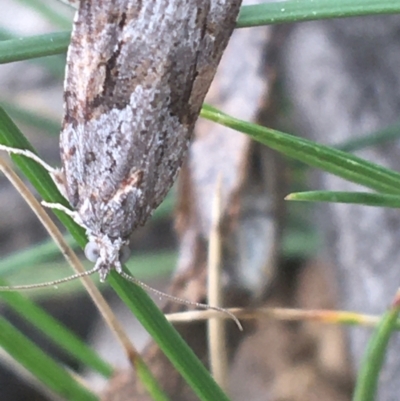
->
[84,236,131,281]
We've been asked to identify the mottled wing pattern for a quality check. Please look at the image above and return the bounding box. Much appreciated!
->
[186,0,242,116]
[60,0,241,234]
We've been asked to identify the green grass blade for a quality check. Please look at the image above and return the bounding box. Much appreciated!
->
[135,357,171,401]
[0,27,15,40]
[109,272,232,401]
[0,28,66,77]
[335,121,400,152]
[0,280,113,377]
[0,317,98,401]
[353,305,400,401]
[0,31,70,64]
[201,105,400,195]
[287,191,400,208]
[237,0,400,28]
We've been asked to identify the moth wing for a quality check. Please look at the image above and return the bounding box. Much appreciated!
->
[60,0,240,220]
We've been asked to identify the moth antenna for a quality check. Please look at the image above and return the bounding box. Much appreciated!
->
[0,266,243,329]
[0,266,100,291]
[118,270,243,331]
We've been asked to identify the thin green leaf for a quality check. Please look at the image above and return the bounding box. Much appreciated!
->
[287,191,400,208]
[0,29,66,77]
[237,0,400,28]
[0,317,97,401]
[336,121,400,152]
[0,28,14,40]
[200,105,400,195]
[135,357,171,401]
[353,306,400,401]
[109,272,232,401]
[0,31,70,64]
[0,280,113,377]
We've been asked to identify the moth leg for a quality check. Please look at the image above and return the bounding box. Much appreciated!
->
[0,144,68,198]
[0,145,57,174]
[42,201,83,226]
[0,146,80,226]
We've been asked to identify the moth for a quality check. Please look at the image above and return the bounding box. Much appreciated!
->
[0,0,242,281]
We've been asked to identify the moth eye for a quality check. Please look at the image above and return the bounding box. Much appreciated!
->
[119,245,131,264]
[85,241,100,262]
